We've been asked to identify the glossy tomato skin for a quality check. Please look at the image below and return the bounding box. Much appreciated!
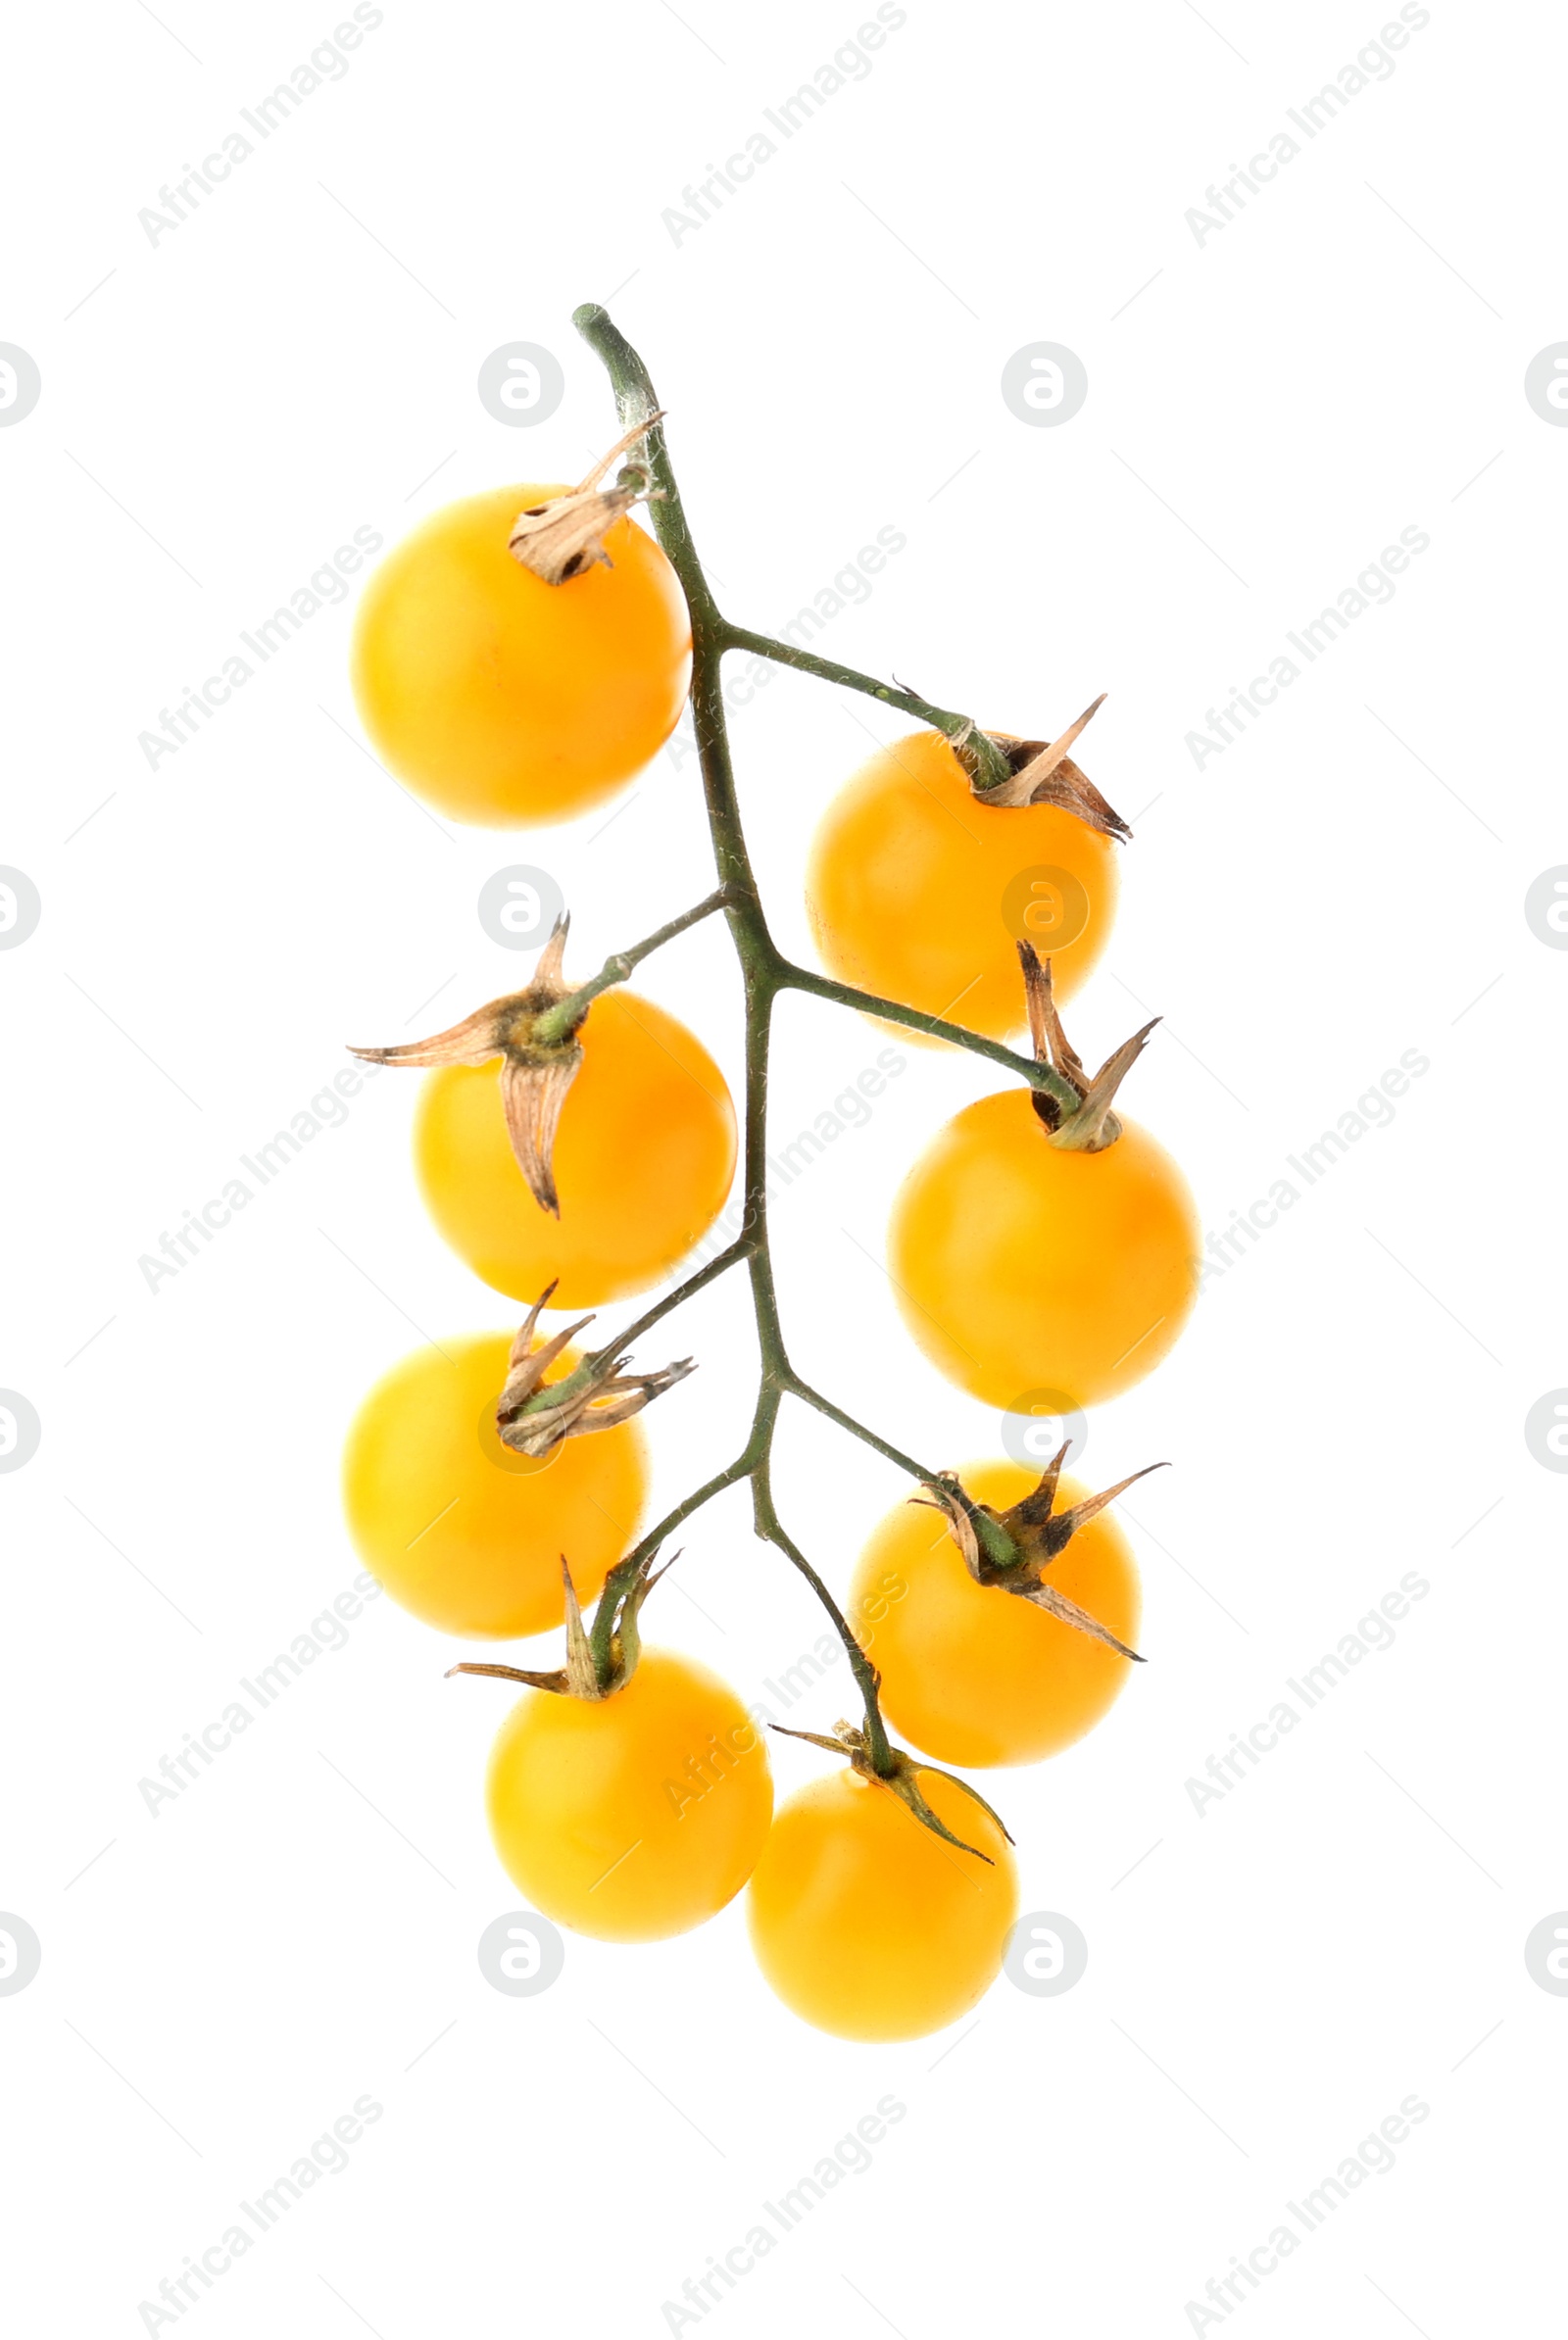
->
[486,1652,773,1941]
[850,1459,1142,1768]
[341,1334,645,1638]
[351,487,691,827]
[805,729,1118,1044]
[746,1767,1017,2040]
[889,1090,1200,1409]
[415,990,736,1308]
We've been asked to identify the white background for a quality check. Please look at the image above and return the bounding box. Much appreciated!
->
[3,1,1563,2333]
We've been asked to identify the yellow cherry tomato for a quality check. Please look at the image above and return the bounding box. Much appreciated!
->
[888,1089,1200,1409]
[747,1765,1017,2039]
[415,990,736,1308]
[350,486,691,827]
[341,1333,645,1638]
[805,729,1118,1043]
[486,1652,773,1941]
[850,1459,1141,1767]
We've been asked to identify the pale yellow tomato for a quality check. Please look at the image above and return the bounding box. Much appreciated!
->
[341,1333,645,1637]
[486,1652,773,1940]
[889,1091,1200,1408]
[414,990,736,1307]
[850,1459,1142,1766]
[806,729,1118,1042]
[351,486,691,826]
[746,1767,1017,2040]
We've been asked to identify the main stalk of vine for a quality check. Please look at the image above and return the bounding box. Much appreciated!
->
[561,303,1060,1778]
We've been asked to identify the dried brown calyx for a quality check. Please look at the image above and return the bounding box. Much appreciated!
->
[447,1547,671,1703]
[1018,940,1158,1152]
[918,1446,1167,1662]
[494,1285,696,1461]
[956,695,1130,838]
[772,1718,1013,1865]
[348,918,583,1213]
[507,414,667,585]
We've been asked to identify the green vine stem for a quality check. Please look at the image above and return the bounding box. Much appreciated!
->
[724,624,1013,793]
[778,963,1079,1114]
[531,886,737,1045]
[564,303,1058,1779]
[546,898,1079,1110]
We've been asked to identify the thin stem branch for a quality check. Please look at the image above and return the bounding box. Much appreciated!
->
[783,1374,937,1487]
[752,1465,894,1777]
[533,886,737,1044]
[589,1234,755,1363]
[623,1451,758,1576]
[784,1374,1010,1566]
[725,625,1011,793]
[573,307,725,637]
[541,887,1064,1097]
[777,959,1080,1111]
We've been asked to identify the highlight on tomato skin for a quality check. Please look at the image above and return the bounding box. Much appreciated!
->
[340,1332,647,1639]
[485,1652,774,1942]
[414,989,737,1309]
[888,1089,1201,1411]
[805,727,1120,1044]
[350,485,692,828]
[745,1766,1018,2041]
[849,1459,1142,1769]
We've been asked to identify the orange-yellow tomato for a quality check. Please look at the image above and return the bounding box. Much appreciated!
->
[415,990,736,1307]
[747,1766,1017,2040]
[805,729,1118,1043]
[889,1089,1200,1409]
[850,1459,1141,1767]
[341,1333,645,1638]
[486,1652,773,1941]
[350,487,691,826]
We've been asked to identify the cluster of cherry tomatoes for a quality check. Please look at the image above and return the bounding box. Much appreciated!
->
[338,414,1199,2041]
